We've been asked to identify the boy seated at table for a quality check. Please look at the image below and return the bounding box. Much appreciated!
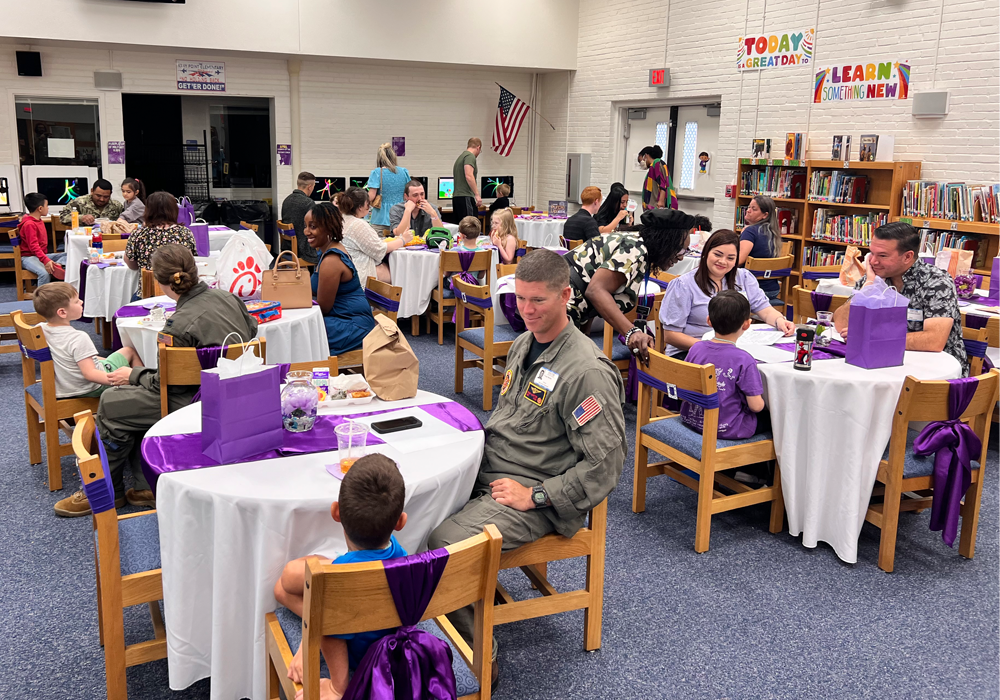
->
[274,454,408,700]
[454,215,486,251]
[680,289,769,440]
[19,192,68,286]
[33,282,141,399]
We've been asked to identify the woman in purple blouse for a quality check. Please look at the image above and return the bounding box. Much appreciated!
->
[658,229,795,358]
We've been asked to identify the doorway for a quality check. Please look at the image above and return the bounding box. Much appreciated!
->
[122,94,185,196]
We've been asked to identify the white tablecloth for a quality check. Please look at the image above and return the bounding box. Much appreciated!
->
[758,351,962,563]
[115,295,329,367]
[151,391,484,699]
[665,254,700,277]
[389,247,500,319]
[515,217,566,247]
[814,278,857,297]
[65,227,238,290]
[81,264,140,321]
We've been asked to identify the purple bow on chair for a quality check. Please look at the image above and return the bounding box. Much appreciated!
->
[343,549,457,700]
[449,251,479,326]
[912,377,982,547]
[810,291,833,312]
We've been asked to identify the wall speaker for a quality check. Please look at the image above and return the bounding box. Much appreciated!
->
[912,91,949,119]
[94,70,123,90]
[16,51,42,77]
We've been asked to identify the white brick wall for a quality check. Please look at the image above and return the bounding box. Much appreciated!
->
[537,0,1000,225]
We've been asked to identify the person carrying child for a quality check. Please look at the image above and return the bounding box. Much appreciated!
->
[33,283,142,403]
[679,289,770,440]
[20,192,67,286]
[274,454,408,700]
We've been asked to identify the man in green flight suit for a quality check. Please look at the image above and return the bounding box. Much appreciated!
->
[58,178,124,225]
[428,249,627,681]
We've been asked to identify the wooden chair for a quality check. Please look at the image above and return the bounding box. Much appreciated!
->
[790,285,851,325]
[633,349,784,552]
[961,326,990,377]
[0,217,21,276]
[9,224,40,301]
[285,356,338,376]
[866,371,999,572]
[277,220,314,269]
[0,302,40,354]
[102,232,123,241]
[427,250,493,345]
[103,238,127,253]
[779,240,794,256]
[49,214,71,252]
[496,263,517,280]
[72,409,166,700]
[334,279,403,374]
[240,220,259,233]
[158,339,266,417]
[559,236,584,251]
[454,278,520,411]
[799,265,840,291]
[265,525,502,700]
[745,254,794,310]
[12,310,100,491]
[493,500,608,651]
[600,292,664,381]
[140,269,163,299]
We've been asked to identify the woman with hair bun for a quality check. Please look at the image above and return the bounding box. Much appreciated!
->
[56,243,259,516]
[306,202,377,356]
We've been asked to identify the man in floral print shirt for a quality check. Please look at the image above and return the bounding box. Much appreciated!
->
[833,222,968,376]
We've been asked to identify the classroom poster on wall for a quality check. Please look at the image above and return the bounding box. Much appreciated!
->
[176,61,226,92]
[737,28,814,70]
[107,141,125,164]
[392,137,406,157]
[814,61,910,103]
[276,144,291,166]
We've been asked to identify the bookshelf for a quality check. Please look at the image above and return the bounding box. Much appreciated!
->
[891,214,999,276]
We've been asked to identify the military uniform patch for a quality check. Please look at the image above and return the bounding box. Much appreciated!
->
[572,395,602,426]
[500,369,513,395]
[523,383,547,406]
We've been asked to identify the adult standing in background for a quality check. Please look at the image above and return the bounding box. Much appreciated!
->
[280,171,318,264]
[366,143,410,236]
[59,179,123,225]
[339,187,411,284]
[562,186,603,242]
[118,178,146,225]
[452,137,482,220]
[594,182,633,233]
[637,145,677,212]
[738,195,782,305]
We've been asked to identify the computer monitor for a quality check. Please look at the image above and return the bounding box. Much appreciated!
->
[437,177,454,200]
[310,177,345,201]
[481,176,514,199]
[0,178,8,208]
[349,176,369,189]
[37,177,89,206]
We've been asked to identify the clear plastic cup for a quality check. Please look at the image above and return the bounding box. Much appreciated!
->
[816,311,834,346]
[335,421,369,473]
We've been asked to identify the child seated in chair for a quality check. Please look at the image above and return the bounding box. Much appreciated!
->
[20,192,68,286]
[275,454,408,700]
[454,215,486,251]
[680,289,769,440]
[33,283,141,399]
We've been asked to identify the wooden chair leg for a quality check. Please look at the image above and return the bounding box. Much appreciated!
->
[101,318,113,350]
[102,595,128,700]
[877,479,903,573]
[583,507,606,651]
[94,546,105,646]
[44,413,63,491]
[482,351,493,412]
[958,473,986,559]
[632,442,649,513]
[769,463,785,534]
[437,306,445,345]
[26,403,42,465]
[455,344,465,395]
[411,314,420,336]
[693,467,714,553]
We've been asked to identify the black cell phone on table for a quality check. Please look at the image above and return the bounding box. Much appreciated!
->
[370,416,423,434]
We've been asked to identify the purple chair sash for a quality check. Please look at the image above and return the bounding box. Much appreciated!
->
[963,314,989,331]
[364,289,400,313]
[802,270,840,280]
[645,277,670,290]
[912,377,981,547]
[84,423,119,515]
[9,235,19,246]
[636,369,721,410]
[141,402,482,492]
[749,268,792,278]
[498,293,526,332]
[342,549,456,700]
[810,291,833,312]
[19,341,52,363]
[962,339,994,373]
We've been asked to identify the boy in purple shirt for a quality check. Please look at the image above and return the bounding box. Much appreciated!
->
[681,290,769,439]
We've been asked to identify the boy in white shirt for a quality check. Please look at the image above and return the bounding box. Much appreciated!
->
[33,283,141,398]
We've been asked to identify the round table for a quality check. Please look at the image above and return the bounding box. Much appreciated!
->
[147,391,484,699]
[81,262,140,321]
[115,295,329,367]
[389,246,500,319]
[758,351,962,563]
[515,217,566,247]
[813,278,857,297]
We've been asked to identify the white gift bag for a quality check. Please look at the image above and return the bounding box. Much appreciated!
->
[217,231,273,300]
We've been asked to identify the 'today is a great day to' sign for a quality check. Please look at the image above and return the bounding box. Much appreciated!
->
[737,28,814,71]
[813,61,911,103]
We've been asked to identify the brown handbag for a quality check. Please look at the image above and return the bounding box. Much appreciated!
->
[371,167,384,209]
[261,250,313,309]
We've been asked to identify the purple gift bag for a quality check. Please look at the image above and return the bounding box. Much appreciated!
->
[845,281,909,370]
[985,256,999,304]
[200,364,283,463]
[177,196,196,227]
[190,221,210,257]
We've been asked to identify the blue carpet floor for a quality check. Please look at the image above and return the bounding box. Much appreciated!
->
[0,281,996,699]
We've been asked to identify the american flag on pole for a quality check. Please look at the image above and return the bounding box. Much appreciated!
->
[491,86,530,157]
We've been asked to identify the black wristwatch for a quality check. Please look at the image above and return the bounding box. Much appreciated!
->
[531,485,549,508]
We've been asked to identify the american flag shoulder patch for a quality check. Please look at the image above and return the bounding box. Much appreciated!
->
[572,395,602,427]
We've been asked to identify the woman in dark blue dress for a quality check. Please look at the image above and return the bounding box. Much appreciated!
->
[738,195,783,306]
[305,202,376,355]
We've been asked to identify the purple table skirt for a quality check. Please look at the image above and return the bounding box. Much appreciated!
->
[141,401,483,492]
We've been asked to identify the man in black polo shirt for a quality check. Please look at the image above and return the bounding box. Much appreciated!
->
[562,186,602,242]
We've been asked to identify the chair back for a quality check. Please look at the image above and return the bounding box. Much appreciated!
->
[103,238,127,253]
[745,254,793,303]
[962,326,991,377]
[364,277,402,323]
[636,349,721,451]
[453,277,496,333]
[963,313,999,347]
[141,269,163,298]
[496,263,517,279]
[560,236,583,251]
[240,221,259,233]
[71,410,119,516]
[791,285,850,324]
[284,356,338,377]
[800,264,841,290]
[12,309,56,390]
[102,232,123,241]
[439,251,492,299]
[780,240,794,256]
[277,220,295,240]
[158,339,267,417]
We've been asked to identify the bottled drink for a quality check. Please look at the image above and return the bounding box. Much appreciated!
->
[794,326,815,371]
[92,223,103,255]
[71,210,79,229]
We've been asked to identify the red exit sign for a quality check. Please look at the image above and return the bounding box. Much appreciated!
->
[649,68,669,87]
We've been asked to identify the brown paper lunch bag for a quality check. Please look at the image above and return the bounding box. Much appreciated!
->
[362,314,419,400]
